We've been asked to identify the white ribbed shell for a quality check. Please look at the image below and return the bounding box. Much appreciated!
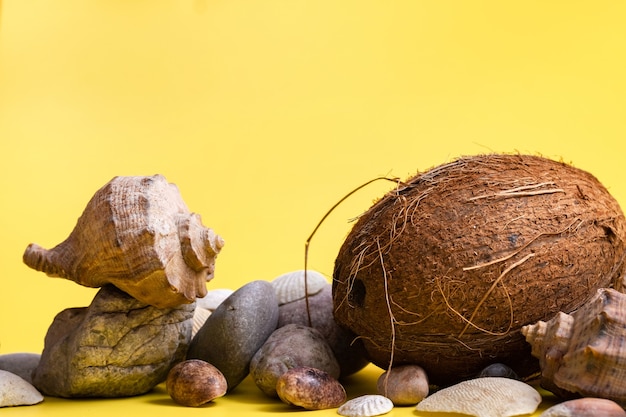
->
[337,394,393,417]
[196,288,233,311]
[415,377,541,417]
[192,307,211,337]
[271,270,328,305]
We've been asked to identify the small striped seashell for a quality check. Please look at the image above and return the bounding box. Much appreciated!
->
[271,270,328,305]
[196,288,233,311]
[415,377,541,417]
[337,394,393,417]
[192,307,211,337]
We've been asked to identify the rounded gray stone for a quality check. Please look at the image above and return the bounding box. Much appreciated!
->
[187,280,279,391]
[0,353,40,384]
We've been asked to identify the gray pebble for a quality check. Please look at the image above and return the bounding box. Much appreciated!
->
[250,323,340,397]
[477,363,520,380]
[0,353,40,384]
[278,284,369,378]
[187,280,279,392]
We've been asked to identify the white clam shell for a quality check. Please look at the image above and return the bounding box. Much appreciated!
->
[196,288,233,311]
[337,394,394,417]
[415,377,541,417]
[271,270,328,305]
[0,370,44,407]
[192,307,212,337]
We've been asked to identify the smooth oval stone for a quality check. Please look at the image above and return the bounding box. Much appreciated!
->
[0,353,40,384]
[278,284,369,377]
[250,323,340,397]
[187,280,279,391]
[477,363,520,380]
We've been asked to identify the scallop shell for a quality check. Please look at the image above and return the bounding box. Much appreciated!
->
[522,288,626,405]
[337,394,393,417]
[415,377,541,417]
[196,288,233,311]
[271,270,327,305]
[22,175,224,308]
[192,307,212,337]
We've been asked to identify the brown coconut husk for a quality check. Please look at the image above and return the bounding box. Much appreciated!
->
[332,153,626,386]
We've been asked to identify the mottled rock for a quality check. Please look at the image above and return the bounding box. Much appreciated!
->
[0,370,44,407]
[250,323,340,397]
[278,284,369,377]
[0,353,40,384]
[32,285,194,398]
[166,359,227,407]
[276,366,346,410]
[187,280,279,391]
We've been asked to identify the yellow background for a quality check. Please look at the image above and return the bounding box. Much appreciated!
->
[1,1,625,415]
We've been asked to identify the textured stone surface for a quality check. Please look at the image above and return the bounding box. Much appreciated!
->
[187,280,279,391]
[32,285,194,398]
[0,353,40,384]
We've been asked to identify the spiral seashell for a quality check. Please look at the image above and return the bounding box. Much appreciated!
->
[271,270,328,305]
[415,377,541,417]
[337,394,393,417]
[23,175,224,308]
[522,287,626,406]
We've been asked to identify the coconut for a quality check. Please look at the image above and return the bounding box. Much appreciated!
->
[332,154,626,386]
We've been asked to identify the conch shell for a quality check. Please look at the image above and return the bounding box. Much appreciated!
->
[522,287,626,406]
[23,175,224,308]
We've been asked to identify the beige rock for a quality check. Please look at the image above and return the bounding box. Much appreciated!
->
[0,370,44,407]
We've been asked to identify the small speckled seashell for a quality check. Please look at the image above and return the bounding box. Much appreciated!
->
[0,370,44,407]
[415,377,541,417]
[196,288,233,311]
[337,394,393,417]
[272,270,328,305]
[192,307,211,337]
[539,397,626,417]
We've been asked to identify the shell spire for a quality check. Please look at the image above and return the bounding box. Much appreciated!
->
[23,175,224,308]
[522,287,626,405]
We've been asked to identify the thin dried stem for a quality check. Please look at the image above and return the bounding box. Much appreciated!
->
[377,237,395,395]
[304,176,404,327]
